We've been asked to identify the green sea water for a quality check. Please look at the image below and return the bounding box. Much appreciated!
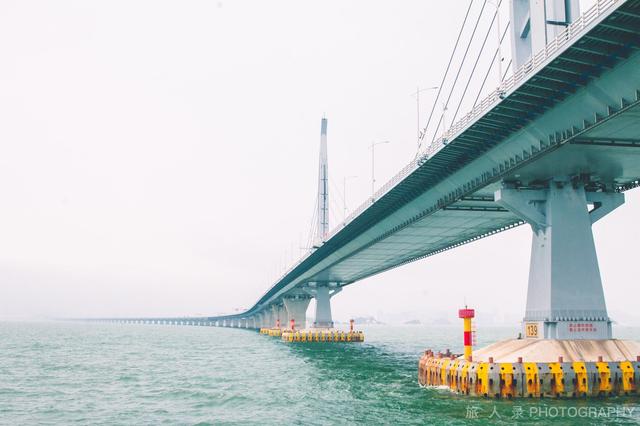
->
[2,321,640,425]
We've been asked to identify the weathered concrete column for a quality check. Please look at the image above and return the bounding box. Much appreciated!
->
[495,178,623,339]
[283,296,312,330]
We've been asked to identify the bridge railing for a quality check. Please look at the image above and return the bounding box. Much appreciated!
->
[269,0,620,293]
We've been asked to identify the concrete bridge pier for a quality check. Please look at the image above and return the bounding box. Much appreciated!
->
[263,309,274,329]
[254,313,263,329]
[496,177,624,340]
[262,311,271,329]
[271,303,287,329]
[309,284,341,329]
[283,295,312,330]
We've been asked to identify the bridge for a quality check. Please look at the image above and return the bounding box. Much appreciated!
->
[108,0,640,342]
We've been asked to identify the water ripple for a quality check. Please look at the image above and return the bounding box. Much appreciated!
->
[1,322,640,425]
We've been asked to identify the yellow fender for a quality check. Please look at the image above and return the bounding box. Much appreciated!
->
[573,362,588,396]
[499,363,515,399]
[524,363,540,397]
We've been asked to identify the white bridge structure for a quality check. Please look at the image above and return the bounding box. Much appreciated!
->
[106,0,640,340]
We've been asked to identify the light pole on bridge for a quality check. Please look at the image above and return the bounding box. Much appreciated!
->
[411,86,438,148]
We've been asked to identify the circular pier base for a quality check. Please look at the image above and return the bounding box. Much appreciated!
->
[418,339,640,398]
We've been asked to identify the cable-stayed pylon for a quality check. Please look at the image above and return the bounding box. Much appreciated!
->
[315,118,329,246]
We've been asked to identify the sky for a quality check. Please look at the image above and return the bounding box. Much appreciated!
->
[3,0,637,326]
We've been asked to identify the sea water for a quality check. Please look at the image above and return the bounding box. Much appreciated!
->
[1,321,640,425]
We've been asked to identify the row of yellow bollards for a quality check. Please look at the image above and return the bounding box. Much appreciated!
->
[419,350,640,398]
[281,329,364,342]
[258,319,364,343]
[259,328,283,337]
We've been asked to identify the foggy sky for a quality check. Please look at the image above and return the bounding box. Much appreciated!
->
[3,0,637,326]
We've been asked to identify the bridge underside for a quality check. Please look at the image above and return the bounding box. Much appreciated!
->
[323,102,640,284]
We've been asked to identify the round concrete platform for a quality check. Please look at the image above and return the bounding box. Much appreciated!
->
[470,339,640,363]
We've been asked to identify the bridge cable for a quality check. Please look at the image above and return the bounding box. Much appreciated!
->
[501,59,512,81]
[472,22,511,108]
[429,0,489,146]
[415,0,476,156]
[450,2,506,124]
[329,177,347,223]
[306,192,319,250]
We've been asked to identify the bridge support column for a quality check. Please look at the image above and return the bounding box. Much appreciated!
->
[283,295,312,330]
[263,309,274,328]
[271,304,286,328]
[254,313,263,329]
[310,285,342,328]
[495,178,623,340]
